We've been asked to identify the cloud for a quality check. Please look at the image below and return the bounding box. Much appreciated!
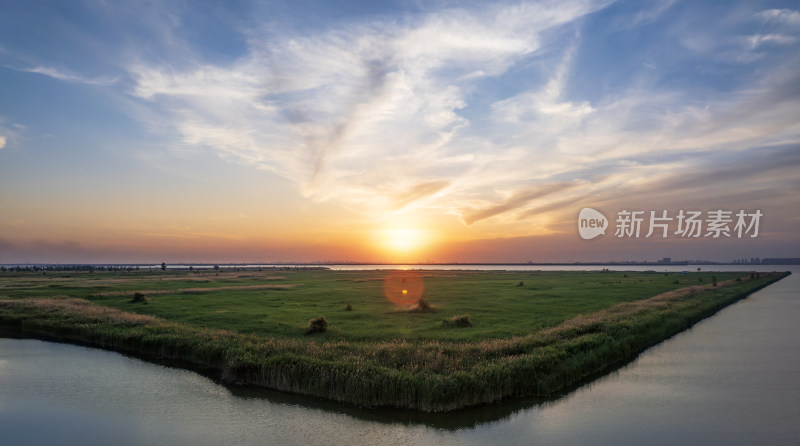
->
[613,0,678,29]
[20,66,117,86]
[113,0,800,236]
[0,119,24,150]
[462,181,579,225]
[746,33,798,49]
[451,37,800,227]
[491,42,594,123]
[756,9,800,25]
[393,180,451,210]
[126,1,610,210]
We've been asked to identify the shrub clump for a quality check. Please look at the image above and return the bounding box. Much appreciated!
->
[306,316,328,334]
[345,304,352,311]
[443,314,472,328]
[130,292,148,304]
[408,298,434,313]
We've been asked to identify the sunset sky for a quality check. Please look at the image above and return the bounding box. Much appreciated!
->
[1,0,799,264]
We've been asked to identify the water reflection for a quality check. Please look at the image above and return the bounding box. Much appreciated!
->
[0,330,560,431]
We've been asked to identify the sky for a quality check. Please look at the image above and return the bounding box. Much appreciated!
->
[1,0,799,264]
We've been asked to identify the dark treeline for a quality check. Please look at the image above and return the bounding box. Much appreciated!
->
[0,265,330,273]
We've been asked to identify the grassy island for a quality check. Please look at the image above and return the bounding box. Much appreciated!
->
[0,268,789,411]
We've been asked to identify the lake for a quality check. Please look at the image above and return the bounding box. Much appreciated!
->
[1,265,798,445]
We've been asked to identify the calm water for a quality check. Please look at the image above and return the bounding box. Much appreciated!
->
[1,266,798,445]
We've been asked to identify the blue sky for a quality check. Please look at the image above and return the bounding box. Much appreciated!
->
[1,0,799,263]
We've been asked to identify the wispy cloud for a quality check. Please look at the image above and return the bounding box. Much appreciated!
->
[126,1,610,211]
[462,181,580,225]
[613,0,678,29]
[20,66,117,86]
[745,33,798,49]
[0,119,25,150]
[112,1,800,233]
[756,9,800,25]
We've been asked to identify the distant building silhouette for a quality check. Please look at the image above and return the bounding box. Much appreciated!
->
[761,258,800,265]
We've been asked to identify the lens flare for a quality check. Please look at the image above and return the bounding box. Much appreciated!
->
[383,270,424,306]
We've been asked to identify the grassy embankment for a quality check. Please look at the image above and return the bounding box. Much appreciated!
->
[0,269,789,411]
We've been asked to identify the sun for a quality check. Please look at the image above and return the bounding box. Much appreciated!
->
[378,228,428,253]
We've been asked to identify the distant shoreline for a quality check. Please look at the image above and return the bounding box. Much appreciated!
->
[3,261,799,268]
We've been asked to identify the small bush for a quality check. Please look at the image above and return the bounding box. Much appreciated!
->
[443,314,472,328]
[516,281,524,287]
[306,316,328,334]
[712,276,717,286]
[408,298,434,313]
[130,292,147,303]
[673,280,679,284]
[345,304,352,311]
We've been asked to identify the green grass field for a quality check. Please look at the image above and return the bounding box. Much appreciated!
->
[1,269,743,341]
[0,268,788,411]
